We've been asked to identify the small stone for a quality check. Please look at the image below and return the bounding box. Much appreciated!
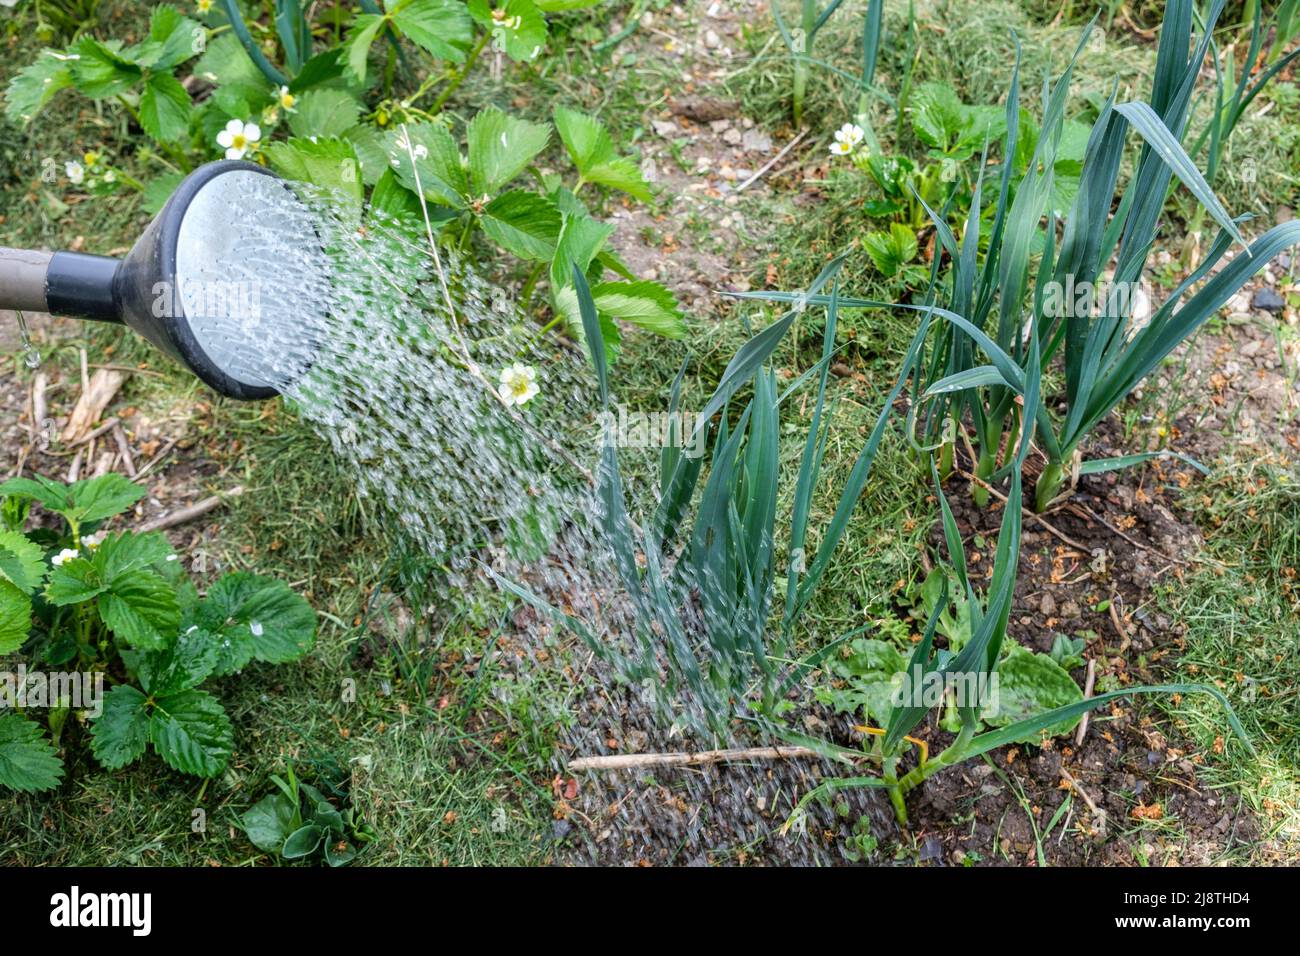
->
[740,129,772,153]
[1040,592,1056,616]
[704,29,722,48]
[710,118,731,133]
[1252,287,1285,313]
[722,127,743,145]
[1060,599,1081,619]
[652,119,678,138]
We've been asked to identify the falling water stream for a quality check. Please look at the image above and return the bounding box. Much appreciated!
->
[182,184,882,864]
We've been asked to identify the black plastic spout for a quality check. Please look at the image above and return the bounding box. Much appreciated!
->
[44,252,123,323]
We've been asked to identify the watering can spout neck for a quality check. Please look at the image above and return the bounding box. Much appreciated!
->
[0,246,124,324]
[47,251,124,323]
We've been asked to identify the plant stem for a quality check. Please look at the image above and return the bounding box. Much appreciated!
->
[519,260,546,311]
[429,30,491,115]
[1035,459,1064,513]
[895,720,976,796]
[792,0,816,127]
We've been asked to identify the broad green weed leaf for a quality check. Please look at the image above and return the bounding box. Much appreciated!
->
[242,793,299,853]
[818,638,905,727]
[282,824,324,858]
[980,644,1083,740]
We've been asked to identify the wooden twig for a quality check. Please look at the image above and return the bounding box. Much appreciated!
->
[1108,598,1131,654]
[66,449,83,483]
[957,468,1093,552]
[1059,766,1106,836]
[136,486,243,533]
[134,436,179,480]
[734,129,808,192]
[1072,502,1188,566]
[91,450,115,478]
[30,371,48,446]
[67,417,120,448]
[112,423,136,477]
[567,745,823,772]
[61,369,126,443]
[1074,658,1098,747]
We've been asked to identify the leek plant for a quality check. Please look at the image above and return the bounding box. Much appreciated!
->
[771,0,846,127]
[785,463,1252,827]
[746,0,1300,512]
[495,258,927,735]
[1182,0,1300,264]
[785,303,1248,828]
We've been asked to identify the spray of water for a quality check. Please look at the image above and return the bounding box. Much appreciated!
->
[182,175,880,863]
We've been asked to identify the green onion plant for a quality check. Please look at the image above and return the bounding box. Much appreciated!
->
[745,0,1300,512]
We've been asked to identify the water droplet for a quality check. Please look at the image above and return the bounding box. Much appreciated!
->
[15,310,40,367]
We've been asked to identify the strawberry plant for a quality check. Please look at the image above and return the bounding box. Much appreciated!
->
[0,473,316,792]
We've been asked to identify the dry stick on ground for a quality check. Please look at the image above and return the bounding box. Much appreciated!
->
[1108,597,1131,654]
[1074,658,1099,746]
[29,371,47,446]
[112,423,136,477]
[568,745,825,773]
[65,449,83,482]
[66,416,119,448]
[137,486,243,533]
[61,369,126,443]
[957,468,1092,552]
[91,450,115,478]
[133,436,179,480]
[1072,501,1191,567]
[734,129,808,192]
[1059,765,1107,836]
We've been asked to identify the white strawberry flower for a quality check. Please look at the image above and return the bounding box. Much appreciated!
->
[216,119,261,160]
[829,140,854,157]
[83,531,106,549]
[52,547,79,567]
[65,160,85,185]
[834,123,866,147]
[276,85,296,112]
[497,363,540,406]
